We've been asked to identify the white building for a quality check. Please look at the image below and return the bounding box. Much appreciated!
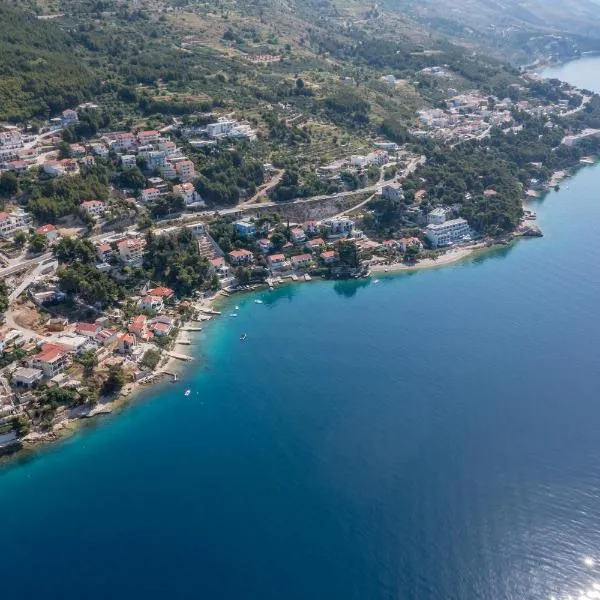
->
[121,154,137,169]
[207,120,236,138]
[12,367,44,388]
[141,188,161,203]
[425,218,470,247]
[0,209,33,237]
[81,200,106,218]
[322,216,355,237]
[61,109,79,125]
[173,182,201,206]
[117,238,146,265]
[427,208,447,225]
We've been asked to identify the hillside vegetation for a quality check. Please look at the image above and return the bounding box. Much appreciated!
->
[0,3,98,121]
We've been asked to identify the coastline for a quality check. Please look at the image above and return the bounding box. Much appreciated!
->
[3,158,597,466]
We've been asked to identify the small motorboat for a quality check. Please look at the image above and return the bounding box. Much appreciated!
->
[235,305,240,310]
[230,313,238,317]
[184,389,191,397]
[254,299,263,304]
[240,333,247,341]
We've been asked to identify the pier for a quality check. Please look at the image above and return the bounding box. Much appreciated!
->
[167,351,194,361]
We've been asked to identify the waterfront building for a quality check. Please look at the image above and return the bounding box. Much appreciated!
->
[268,254,287,270]
[28,343,70,378]
[228,249,254,265]
[12,367,44,388]
[425,218,470,247]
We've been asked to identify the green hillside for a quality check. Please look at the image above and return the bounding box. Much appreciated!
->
[0,2,98,121]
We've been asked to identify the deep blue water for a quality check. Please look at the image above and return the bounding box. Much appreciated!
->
[2,60,600,600]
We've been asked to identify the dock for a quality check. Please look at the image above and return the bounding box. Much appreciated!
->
[182,327,202,332]
[167,351,194,361]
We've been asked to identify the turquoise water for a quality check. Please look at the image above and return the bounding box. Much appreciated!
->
[2,59,600,599]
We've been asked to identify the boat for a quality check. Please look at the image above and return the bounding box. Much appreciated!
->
[230,313,238,317]
[184,389,191,397]
[254,299,263,304]
[373,279,380,284]
[172,373,178,383]
[235,305,240,310]
[240,333,247,341]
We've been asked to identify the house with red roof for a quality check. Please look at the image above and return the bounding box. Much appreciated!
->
[148,287,174,299]
[151,322,172,337]
[28,343,70,377]
[36,224,58,242]
[137,296,164,313]
[267,253,287,270]
[137,130,160,144]
[96,242,113,262]
[75,322,101,338]
[320,250,336,264]
[81,200,105,218]
[228,249,254,266]
[290,228,306,244]
[290,254,312,269]
[118,333,137,355]
[305,238,325,253]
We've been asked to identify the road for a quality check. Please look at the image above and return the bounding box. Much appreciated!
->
[239,169,284,206]
[9,260,58,302]
[0,252,53,279]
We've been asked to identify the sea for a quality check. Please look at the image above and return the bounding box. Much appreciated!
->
[1,58,600,600]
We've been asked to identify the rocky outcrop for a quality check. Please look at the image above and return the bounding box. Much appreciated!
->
[517,222,543,237]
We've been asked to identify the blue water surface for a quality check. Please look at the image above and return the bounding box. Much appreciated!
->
[1,60,600,600]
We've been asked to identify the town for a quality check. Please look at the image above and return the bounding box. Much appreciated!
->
[0,70,597,453]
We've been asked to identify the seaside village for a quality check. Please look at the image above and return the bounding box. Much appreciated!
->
[0,77,588,450]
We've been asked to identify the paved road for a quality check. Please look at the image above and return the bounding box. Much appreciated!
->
[0,252,52,279]
[9,260,58,302]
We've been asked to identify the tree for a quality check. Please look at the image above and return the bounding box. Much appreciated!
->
[140,349,161,370]
[13,230,27,248]
[102,366,125,396]
[0,172,18,197]
[337,240,360,268]
[28,232,47,254]
[11,415,30,438]
[0,281,8,313]
[77,349,98,377]
[53,237,96,264]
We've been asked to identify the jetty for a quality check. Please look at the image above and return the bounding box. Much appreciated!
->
[167,351,194,361]
[182,326,202,332]
[200,308,221,315]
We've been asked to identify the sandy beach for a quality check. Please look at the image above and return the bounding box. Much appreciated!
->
[370,244,486,274]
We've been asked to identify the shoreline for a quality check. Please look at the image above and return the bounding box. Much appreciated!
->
[2,160,595,466]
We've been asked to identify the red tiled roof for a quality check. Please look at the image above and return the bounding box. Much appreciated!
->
[36,224,56,234]
[148,287,174,297]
